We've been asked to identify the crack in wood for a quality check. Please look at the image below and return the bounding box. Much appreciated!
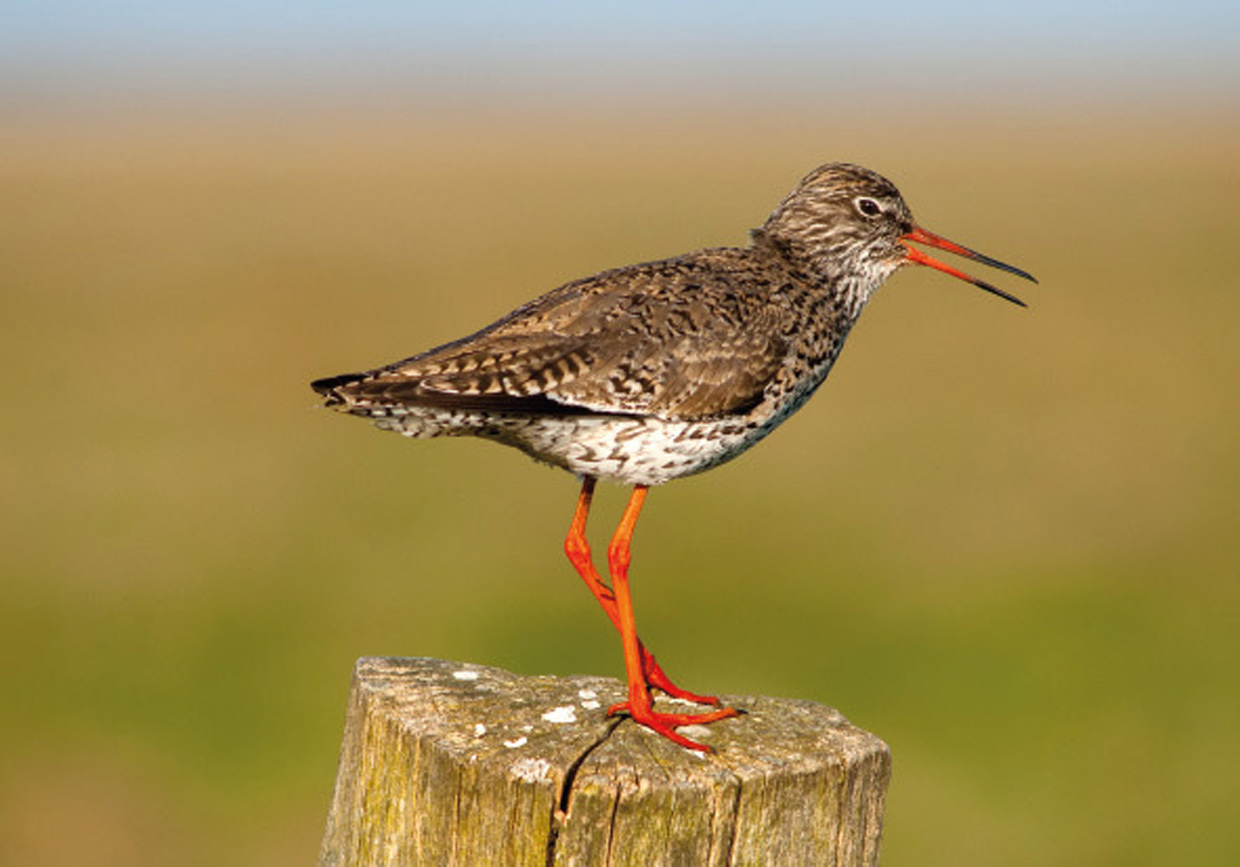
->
[725,776,743,866]
[321,659,890,865]
[544,716,625,866]
[604,782,622,867]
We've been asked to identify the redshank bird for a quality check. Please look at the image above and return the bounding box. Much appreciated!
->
[312,162,1035,752]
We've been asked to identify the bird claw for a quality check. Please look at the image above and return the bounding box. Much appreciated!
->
[642,659,722,706]
[608,700,741,752]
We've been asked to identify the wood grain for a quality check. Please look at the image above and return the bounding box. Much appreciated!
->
[321,657,890,866]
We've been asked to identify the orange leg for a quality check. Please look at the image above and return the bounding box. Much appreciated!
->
[602,485,739,752]
[564,477,718,705]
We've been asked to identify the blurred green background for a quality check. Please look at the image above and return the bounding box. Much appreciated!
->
[3,4,1239,865]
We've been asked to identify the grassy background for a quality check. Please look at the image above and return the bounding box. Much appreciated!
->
[2,105,1238,864]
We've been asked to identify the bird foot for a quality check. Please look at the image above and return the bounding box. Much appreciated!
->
[642,658,722,707]
[608,700,740,752]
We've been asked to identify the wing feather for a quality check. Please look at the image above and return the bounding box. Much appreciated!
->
[317,251,792,421]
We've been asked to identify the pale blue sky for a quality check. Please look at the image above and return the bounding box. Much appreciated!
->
[5,1,1238,104]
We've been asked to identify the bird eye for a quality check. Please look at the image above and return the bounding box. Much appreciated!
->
[855,197,883,218]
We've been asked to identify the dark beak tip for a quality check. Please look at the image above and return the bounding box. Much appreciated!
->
[903,226,1035,299]
[977,280,1029,308]
[1003,264,1039,285]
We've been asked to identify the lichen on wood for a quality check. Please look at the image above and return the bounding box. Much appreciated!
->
[321,657,890,866]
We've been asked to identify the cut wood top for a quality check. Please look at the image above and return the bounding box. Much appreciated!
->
[322,657,891,866]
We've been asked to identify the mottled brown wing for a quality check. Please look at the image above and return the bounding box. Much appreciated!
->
[322,251,790,420]
[532,257,790,418]
[540,309,788,418]
[318,333,599,413]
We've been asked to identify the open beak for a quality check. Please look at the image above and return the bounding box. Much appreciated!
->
[901,226,1036,307]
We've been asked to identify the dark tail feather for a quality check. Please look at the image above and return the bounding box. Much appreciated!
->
[311,372,366,405]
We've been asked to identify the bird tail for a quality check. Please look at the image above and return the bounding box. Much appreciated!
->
[310,372,366,407]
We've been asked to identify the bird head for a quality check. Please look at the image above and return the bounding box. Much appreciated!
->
[759,162,1035,310]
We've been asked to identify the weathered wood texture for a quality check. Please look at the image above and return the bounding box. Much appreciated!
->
[320,657,890,866]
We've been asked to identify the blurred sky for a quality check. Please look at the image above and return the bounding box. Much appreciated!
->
[5,1,1239,109]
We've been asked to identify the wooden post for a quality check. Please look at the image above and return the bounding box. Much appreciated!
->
[320,657,890,866]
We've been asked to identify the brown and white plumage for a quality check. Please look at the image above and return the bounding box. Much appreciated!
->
[314,163,1034,485]
[312,162,1034,751]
